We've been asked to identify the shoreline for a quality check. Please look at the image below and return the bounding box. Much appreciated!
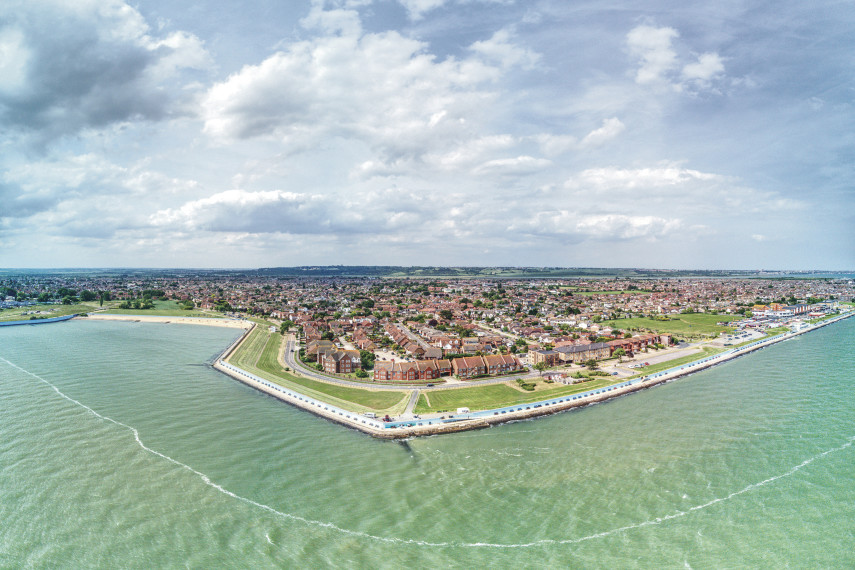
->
[81,313,253,329]
[61,309,853,438]
[211,310,853,439]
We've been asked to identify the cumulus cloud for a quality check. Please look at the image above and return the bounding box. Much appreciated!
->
[0,0,211,141]
[626,24,725,93]
[150,187,439,236]
[682,52,725,88]
[511,211,685,243]
[626,25,679,85]
[202,19,502,161]
[568,164,722,191]
[579,117,626,148]
[470,28,540,70]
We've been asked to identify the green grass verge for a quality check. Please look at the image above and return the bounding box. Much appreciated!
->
[228,327,408,413]
[602,314,744,337]
[414,377,623,414]
[0,303,97,322]
[100,300,224,318]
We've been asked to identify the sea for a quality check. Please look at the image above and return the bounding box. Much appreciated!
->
[1,318,853,568]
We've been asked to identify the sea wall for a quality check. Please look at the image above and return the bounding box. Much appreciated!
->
[215,310,854,438]
[0,314,76,327]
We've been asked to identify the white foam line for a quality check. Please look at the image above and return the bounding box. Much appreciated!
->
[3,354,852,550]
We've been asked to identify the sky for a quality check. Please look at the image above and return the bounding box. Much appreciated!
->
[0,0,853,270]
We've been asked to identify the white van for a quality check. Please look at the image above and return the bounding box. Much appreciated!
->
[457,407,470,414]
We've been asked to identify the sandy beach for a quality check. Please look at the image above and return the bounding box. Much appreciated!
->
[81,313,253,329]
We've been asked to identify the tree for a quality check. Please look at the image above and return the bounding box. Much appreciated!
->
[279,319,294,334]
[533,361,548,376]
[359,349,375,370]
[355,369,369,378]
[613,348,626,362]
[584,359,599,370]
[79,290,97,302]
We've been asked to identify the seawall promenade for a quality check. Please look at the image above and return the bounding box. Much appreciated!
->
[213,309,854,438]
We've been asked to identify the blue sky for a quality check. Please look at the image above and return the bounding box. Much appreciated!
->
[1,0,852,269]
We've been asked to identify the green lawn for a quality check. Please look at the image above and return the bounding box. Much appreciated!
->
[228,327,408,413]
[603,314,744,337]
[414,377,622,414]
[100,300,224,318]
[0,303,97,322]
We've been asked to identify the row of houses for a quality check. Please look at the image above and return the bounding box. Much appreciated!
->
[451,353,524,378]
[373,353,524,381]
[531,342,612,366]
[373,359,452,381]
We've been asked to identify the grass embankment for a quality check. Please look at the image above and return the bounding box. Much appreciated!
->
[625,346,724,377]
[100,300,223,318]
[413,377,624,414]
[229,327,407,413]
[0,303,97,322]
[807,313,841,324]
[603,314,744,337]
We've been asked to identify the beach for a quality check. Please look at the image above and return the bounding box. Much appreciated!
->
[82,313,253,329]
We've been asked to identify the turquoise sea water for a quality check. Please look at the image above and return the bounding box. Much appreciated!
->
[1,318,853,568]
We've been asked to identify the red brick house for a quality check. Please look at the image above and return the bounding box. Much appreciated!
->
[452,356,486,378]
[321,350,362,374]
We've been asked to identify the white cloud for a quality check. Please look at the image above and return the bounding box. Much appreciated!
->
[0,0,211,141]
[396,0,514,20]
[626,24,725,94]
[568,164,721,191]
[579,117,626,148]
[682,53,725,83]
[473,155,552,175]
[398,0,448,20]
[470,28,540,70]
[626,25,679,85]
[202,20,500,161]
[511,211,685,242]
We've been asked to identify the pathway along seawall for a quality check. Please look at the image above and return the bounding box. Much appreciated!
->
[0,314,76,327]
[213,310,853,439]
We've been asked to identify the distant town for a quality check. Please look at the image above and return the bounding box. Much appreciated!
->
[2,268,852,376]
[2,267,853,436]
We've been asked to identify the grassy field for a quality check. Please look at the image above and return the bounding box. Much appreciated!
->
[603,314,744,337]
[101,300,224,318]
[414,377,623,414]
[0,303,98,322]
[228,327,408,413]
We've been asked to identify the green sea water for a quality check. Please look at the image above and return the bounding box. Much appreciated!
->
[1,318,853,568]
